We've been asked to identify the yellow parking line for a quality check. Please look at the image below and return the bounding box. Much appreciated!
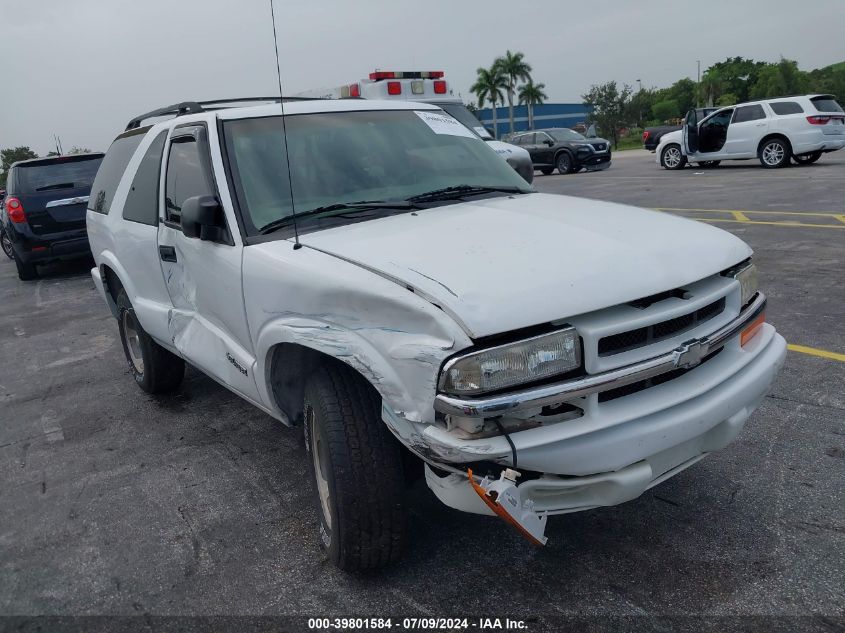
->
[731,210,750,222]
[694,218,845,229]
[787,344,845,363]
[655,207,843,218]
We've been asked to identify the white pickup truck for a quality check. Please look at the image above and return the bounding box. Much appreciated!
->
[87,97,786,571]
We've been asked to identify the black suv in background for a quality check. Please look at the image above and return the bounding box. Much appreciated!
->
[2,153,103,280]
[510,128,612,175]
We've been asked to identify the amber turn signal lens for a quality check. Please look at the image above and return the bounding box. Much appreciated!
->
[741,313,765,346]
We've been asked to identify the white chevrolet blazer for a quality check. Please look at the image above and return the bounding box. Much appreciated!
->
[87,98,786,570]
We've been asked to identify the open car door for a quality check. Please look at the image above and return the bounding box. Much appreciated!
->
[683,109,699,155]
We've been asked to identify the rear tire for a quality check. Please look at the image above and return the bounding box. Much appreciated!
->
[303,363,406,571]
[556,152,574,175]
[540,167,554,176]
[116,290,184,393]
[793,151,822,165]
[759,137,791,168]
[13,252,38,280]
[1,228,13,260]
[660,144,687,170]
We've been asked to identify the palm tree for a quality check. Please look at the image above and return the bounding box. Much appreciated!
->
[471,65,507,138]
[495,51,533,134]
[518,80,548,130]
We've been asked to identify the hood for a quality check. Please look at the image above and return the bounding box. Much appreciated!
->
[298,193,751,339]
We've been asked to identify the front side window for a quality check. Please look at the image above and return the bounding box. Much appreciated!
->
[223,109,532,235]
[164,131,215,224]
[732,105,766,123]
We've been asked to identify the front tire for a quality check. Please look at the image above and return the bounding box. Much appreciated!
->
[759,137,790,168]
[660,144,687,170]
[1,228,13,260]
[556,152,574,175]
[793,151,822,165]
[13,252,38,280]
[303,363,406,571]
[116,290,184,393]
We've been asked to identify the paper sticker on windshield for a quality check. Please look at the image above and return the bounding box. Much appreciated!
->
[415,111,476,138]
[474,126,493,139]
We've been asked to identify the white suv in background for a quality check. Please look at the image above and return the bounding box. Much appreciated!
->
[87,97,785,570]
[657,94,845,169]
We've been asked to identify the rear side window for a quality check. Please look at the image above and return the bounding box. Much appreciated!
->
[164,133,215,225]
[123,131,167,226]
[810,96,844,113]
[89,129,147,214]
[732,105,766,123]
[16,155,103,194]
[769,101,804,115]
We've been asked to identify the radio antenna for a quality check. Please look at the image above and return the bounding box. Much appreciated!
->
[269,0,302,249]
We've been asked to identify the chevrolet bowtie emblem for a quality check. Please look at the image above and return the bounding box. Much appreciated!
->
[672,338,710,369]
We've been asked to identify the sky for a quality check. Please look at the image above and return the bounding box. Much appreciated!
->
[1,0,843,155]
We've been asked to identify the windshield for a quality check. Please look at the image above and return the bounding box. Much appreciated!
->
[548,128,586,142]
[17,155,103,193]
[223,109,532,234]
[435,102,493,139]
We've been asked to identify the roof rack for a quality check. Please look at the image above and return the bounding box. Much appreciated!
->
[124,96,325,130]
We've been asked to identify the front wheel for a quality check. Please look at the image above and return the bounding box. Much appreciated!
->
[556,152,574,175]
[303,363,406,571]
[1,228,14,260]
[660,144,687,170]
[759,138,790,168]
[116,290,184,393]
[793,151,822,165]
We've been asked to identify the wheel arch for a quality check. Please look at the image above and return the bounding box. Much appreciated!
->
[757,133,793,155]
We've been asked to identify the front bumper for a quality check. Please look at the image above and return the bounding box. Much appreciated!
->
[578,152,612,171]
[425,324,786,515]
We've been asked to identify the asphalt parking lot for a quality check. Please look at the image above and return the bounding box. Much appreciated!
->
[1,151,843,630]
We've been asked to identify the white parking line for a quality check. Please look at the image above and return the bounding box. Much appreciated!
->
[40,410,65,443]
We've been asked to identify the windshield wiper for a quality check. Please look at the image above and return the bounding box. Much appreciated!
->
[406,185,528,203]
[36,182,75,191]
[259,200,415,235]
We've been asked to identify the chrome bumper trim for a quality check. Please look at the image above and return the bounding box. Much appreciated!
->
[434,293,766,418]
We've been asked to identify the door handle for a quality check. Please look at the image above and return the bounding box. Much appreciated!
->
[159,245,177,262]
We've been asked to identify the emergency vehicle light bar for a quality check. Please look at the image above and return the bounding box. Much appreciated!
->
[369,71,445,80]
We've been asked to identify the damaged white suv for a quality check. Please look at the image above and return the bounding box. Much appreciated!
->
[88,97,786,570]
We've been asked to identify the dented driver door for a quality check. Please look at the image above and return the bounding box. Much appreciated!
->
[156,123,260,402]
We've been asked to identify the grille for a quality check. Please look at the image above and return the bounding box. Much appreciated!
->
[598,298,725,357]
[592,143,608,151]
[598,347,723,403]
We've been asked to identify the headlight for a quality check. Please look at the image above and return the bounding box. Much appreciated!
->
[439,328,581,396]
[725,260,758,306]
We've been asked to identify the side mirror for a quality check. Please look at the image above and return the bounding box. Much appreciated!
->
[544,139,554,146]
[181,195,226,241]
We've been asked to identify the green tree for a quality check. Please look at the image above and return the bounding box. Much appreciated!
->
[69,146,94,154]
[494,50,533,135]
[1,146,39,188]
[471,65,507,138]
[666,78,697,115]
[750,58,807,99]
[717,93,738,106]
[518,80,548,130]
[582,81,633,149]
[652,99,680,122]
[701,57,768,104]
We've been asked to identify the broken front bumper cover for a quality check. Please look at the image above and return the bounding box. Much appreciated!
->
[433,292,767,418]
